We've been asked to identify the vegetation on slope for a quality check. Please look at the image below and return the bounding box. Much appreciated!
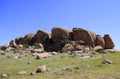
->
[0,51,120,79]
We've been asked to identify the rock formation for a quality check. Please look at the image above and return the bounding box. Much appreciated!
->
[104,34,115,49]
[51,27,72,51]
[96,35,105,48]
[0,27,115,53]
[72,28,95,47]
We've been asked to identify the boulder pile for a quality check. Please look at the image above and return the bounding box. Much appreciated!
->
[0,27,116,53]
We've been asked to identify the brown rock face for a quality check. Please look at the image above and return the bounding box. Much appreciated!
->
[51,27,73,51]
[52,27,72,41]
[15,33,34,45]
[96,35,105,48]
[73,28,95,47]
[34,30,51,44]
[15,36,24,45]
[61,44,75,52]
[103,34,115,49]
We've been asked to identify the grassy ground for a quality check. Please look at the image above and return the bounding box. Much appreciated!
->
[0,51,120,79]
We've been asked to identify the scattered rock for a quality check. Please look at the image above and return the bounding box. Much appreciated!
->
[52,51,57,55]
[15,55,22,59]
[1,74,8,78]
[5,47,14,52]
[102,59,113,64]
[32,48,43,53]
[94,46,103,51]
[18,71,27,75]
[30,71,36,75]
[36,65,47,73]
[36,53,52,59]
[83,47,90,53]
[27,61,31,64]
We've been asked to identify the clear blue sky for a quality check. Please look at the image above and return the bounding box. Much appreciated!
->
[0,0,120,49]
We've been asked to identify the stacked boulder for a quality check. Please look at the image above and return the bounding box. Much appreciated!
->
[33,30,51,44]
[72,28,96,47]
[51,27,72,51]
[104,34,115,49]
[15,33,34,45]
[96,35,105,48]
[0,27,115,53]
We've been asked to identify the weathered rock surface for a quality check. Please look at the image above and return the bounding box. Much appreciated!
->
[104,34,115,49]
[34,30,51,44]
[52,27,72,40]
[96,35,105,48]
[0,27,116,53]
[72,28,95,47]
[15,33,34,45]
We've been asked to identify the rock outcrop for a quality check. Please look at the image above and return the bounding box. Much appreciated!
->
[104,34,115,49]
[51,27,72,51]
[96,35,105,48]
[33,30,51,44]
[0,27,115,53]
[15,33,34,45]
[72,28,95,47]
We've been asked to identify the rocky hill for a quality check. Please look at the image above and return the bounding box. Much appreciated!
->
[0,27,116,53]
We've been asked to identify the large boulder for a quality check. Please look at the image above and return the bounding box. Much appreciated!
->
[72,28,95,47]
[52,27,72,41]
[103,34,115,49]
[23,33,35,45]
[34,30,51,44]
[15,33,34,45]
[51,27,73,51]
[96,35,105,48]
[15,36,24,45]
[61,44,75,52]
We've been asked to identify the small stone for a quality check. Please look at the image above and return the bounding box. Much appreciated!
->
[27,61,31,64]
[18,71,27,75]
[52,52,57,55]
[1,74,8,78]
[30,72,36,75]
[36,65,46,73]
[102,59,113,64]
